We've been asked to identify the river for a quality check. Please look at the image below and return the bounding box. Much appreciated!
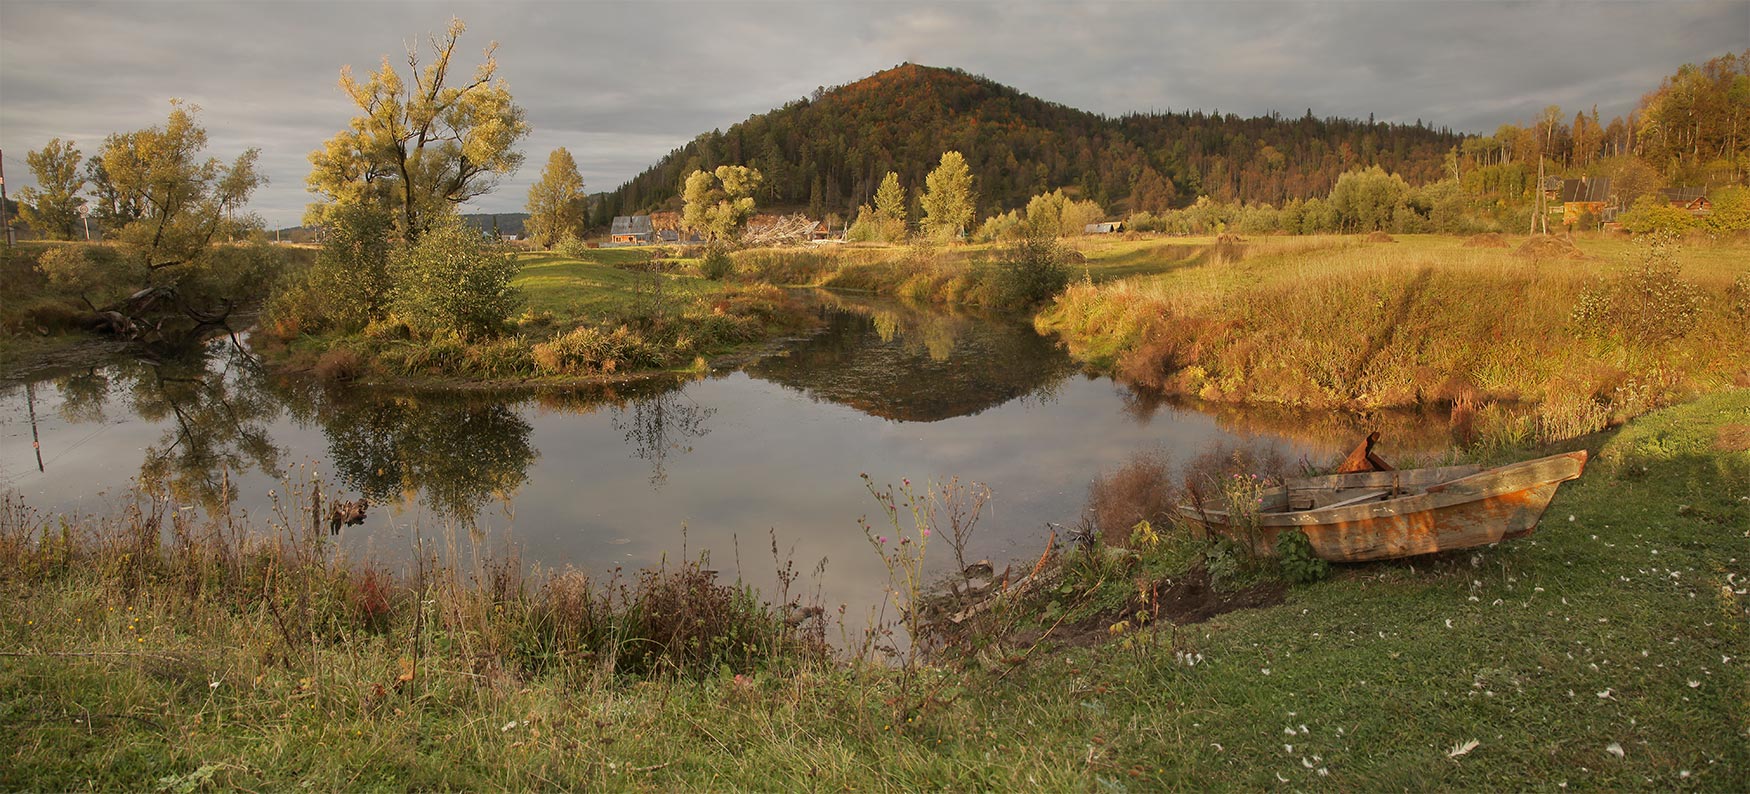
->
[1,293,1449,626]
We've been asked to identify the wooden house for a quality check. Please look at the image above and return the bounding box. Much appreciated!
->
[609,215,654,244]
[1558,177,1613,226]
[1659,187,1712,216]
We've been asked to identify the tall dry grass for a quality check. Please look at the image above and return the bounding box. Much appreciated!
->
[1038,236,1750,443]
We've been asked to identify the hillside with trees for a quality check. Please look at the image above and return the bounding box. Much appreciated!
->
[594,63,1465,223]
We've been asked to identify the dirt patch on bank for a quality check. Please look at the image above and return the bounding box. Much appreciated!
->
[1715,424,1750,452]
[1013,565,1287,650]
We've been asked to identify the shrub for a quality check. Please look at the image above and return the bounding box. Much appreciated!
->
[995,234,1070,306]
[1617,194,1696,235]
[1274,529,1328,584]
[36,246,98,291]
[313,347,366,381]
[624,559,789,677]
[699,246,734,281]
[390,215,522,339]
[1705,186,1750,233]
[1087,451,1179,545]
[1570,232,1700,346]
[554,232,591,260]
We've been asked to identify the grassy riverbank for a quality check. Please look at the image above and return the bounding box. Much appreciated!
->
[3,389,1745,789]
[262,247,819,385]
[1037,233,1750,433]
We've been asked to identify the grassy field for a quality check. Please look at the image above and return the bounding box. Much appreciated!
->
[1036,233,1750,434]
[3,389,1745,789]
[512,248,721,320]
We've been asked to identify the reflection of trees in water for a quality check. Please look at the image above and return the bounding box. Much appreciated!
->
[528,377,714,488]
[748,292,1076,422]
[54,369,111,423]
[128,342,284,509]
[317,392,537,524]
[611,389,714,486]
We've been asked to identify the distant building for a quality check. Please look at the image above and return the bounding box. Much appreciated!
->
[1541,176,1566,202]
[1557,177,1613,226]
[656,228,706,244]
[1084,221,1124,234]
[1659,187,1712,216]
[609,215,654,244]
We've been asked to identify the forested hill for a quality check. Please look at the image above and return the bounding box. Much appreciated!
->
[596,63,1464,222]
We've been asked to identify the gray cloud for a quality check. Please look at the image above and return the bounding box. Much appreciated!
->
[2,0,1742,227]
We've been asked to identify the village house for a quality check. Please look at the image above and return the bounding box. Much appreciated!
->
[1084,221,1124,234]
[1557,177,1613,226]
[656,228,707,244]
[609,215,654,245]
[1659,187,1713,217]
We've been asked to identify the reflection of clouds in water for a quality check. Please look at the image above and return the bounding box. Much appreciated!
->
[0,300,1435,643]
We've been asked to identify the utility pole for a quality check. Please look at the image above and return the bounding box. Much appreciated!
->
[0,148,14,246]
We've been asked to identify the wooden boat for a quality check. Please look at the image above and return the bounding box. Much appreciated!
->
[1176,451,1588,562]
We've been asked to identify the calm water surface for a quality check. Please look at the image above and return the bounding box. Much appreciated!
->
[1,295,1410,618]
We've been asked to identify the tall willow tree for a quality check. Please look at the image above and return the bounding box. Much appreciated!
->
[306,17,530,241]
[524,147,586,248]
[97,101,263,273]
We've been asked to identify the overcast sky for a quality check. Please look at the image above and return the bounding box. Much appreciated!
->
[2,0,1744,228]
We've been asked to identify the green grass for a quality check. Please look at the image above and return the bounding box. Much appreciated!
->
[513,249,722,319]
[3,391,1746,789]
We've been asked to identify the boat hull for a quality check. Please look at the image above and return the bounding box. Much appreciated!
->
[1179,451,1588,562]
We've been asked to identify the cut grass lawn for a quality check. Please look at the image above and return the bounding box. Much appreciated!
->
[2,390,1745,789]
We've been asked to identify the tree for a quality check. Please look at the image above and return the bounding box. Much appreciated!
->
[97,101,264,276]
[83,154,144,231]
[874,172,907,227]
[1130,166,1177,214]
[1023,189,1102,237]
[525,147,587,248]
[1327,166,1409,233]
[17,138,87,240]
[681,165,762,241]
[306,17,529,241]
[920,150,975,240]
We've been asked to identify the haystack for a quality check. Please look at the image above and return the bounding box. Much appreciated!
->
[1514,235,1585,261]
[1365,231,1396,242]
